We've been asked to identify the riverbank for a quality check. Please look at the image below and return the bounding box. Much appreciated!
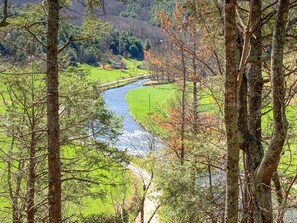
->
[98,74,151,90]
[102,79,160,155]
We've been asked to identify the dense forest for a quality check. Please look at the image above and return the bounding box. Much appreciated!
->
[0,0,297,223]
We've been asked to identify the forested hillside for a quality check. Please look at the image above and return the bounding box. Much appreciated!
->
[1,0,173,64]
[11,0,165,45]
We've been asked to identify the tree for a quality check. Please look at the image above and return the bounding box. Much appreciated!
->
[0,66,124,222]
[144,39,151,51]
[253,0,289,221]
[0,71,48,222]
[223,0,240,222]
[224,0,294,221]
[148,0,296,221]
[0,0,9,27]
[46,0,61,221]
[147,2,226,221]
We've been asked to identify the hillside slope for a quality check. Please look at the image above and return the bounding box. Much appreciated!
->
[9,0,163,44]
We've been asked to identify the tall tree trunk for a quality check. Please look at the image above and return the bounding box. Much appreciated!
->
[27,101,37,223]
[241,0,264,222]
[8,139,22,223]
[47,0,61,222]
[247,0,263,172]
[192,31,198,133]
[255,0,289,222]
[224,0,240,222]
[0,0,9,27]
[248,0,263,143]
[192,80,198,132]
[180,44,186,165]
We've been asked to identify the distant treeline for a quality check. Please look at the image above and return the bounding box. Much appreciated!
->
[0,22,150,65]
[0,0,179,65]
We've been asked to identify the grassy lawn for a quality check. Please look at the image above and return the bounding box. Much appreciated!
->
[80,58,148,83]
[126,83,177,132]
[125,82,223,133]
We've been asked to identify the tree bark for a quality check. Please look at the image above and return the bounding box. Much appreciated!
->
[192,31,198,133]
[47,0,61,222]
[0,0,9,27]
[180,44,186,165]
[27,98,37,223]
[255,0,289,222]
[241,0,264,222]
[8,139,22,223]
[224,0,240,222]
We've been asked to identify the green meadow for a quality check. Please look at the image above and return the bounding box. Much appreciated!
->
[126,84,177,133]
[125,82,223,132]
[81,58,148,83]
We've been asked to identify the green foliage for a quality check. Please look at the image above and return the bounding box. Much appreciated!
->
[0,2,147,65]
[110,31,144,60]
[0,65,131,221]
[120,2,142,19]
[150,0,177,25]
[144,39,151,51]
[1,22,145,65]
[156,150,224,223]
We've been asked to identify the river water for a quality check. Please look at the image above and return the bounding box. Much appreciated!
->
[102,79,159,156]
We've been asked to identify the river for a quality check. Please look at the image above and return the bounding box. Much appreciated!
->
[102,80,297,222]
[102,79,159,156]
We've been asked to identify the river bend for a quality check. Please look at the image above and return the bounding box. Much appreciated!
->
[102,79,159,156]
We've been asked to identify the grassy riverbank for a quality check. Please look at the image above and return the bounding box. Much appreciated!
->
[125,81,223,133]
[126,83,176,133]
[82,58,148,83]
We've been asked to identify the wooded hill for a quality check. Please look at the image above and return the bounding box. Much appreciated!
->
[1,0,174,64]
[10,0,165,46]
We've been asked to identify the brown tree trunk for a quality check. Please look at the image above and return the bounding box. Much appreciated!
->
[248,0,263,143]
[0,0,9,27]
[192,80,198,132]
[192,31,198,133]
[254,0,289,222]
[27,107,37,223]
[7,137,24,223]
[224,0,240,222]
[180,44,186,165]
[47,0,61,222]
[240,0,264,222]
[8,146,23,223]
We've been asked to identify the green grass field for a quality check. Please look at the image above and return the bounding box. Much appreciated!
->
[60,145,134,220]
[126,84,177,132]
[81,58,148,83]
[0,137,135,222]
[125,82,223,133]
